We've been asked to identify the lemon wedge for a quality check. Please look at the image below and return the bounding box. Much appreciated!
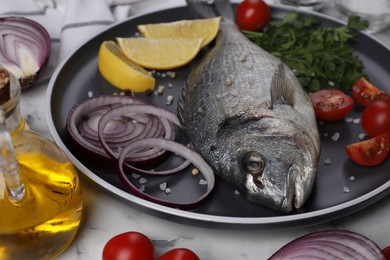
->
[137,17,221,47]
[97,40,155,92]
[116,37,203,70]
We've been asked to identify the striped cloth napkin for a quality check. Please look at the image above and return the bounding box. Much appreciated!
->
[0,0,143,80]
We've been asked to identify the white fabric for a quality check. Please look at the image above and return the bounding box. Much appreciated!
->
[0,0,143,79]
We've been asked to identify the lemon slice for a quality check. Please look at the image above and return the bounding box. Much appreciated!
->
[97,40,155,92]
[116,37,203,70]
[137,17,221,47]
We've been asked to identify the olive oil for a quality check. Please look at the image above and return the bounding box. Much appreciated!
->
[0,137,83,259]
[0,68,83,259]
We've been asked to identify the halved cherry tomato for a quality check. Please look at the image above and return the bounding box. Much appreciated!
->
[362,100,390,138]
[235,0,271,32]
[159,248,200,260]
[310,89,354,122]
[344,133,389,167]
[352,77,390,107]
[382,245,390,260]
[102,231,155,260]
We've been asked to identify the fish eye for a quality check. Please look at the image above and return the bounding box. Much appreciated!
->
[242,152,264,174]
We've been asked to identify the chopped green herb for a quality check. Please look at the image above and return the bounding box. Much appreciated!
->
[243,12,369,92]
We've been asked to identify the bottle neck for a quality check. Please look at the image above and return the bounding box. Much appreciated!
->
[0,68,24,134]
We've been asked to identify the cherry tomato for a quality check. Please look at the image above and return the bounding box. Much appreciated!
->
[362,100,390,138]
[352,77,390,107]
[235,0,271,32]
[102,231,155,260]
[382,245,390,259]
[309,89,354,122]
[159,248,200,260]
[344,133,389,167]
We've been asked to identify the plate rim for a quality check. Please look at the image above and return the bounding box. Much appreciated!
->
[45,3,390,227]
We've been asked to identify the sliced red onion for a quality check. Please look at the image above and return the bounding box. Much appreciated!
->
[269,230,386,260]
[117,138,215,209]
[67,94,188,175]
[68,94,215,208]
[97,103,191,176]
[67,95,146,159]
[0,17,51,89]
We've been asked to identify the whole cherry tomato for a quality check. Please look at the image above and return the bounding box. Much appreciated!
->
[159,248,200,260]
[362,100,390,138]
[235,0,271,31]
[352,77,390,107]
[344,133,389,167]
[102,231,156,260]
[310,89,354,122]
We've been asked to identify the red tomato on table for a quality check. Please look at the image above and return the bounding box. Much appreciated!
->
[235,0,271,31]
[310,89,354,122]
[159,248,200,260]
[383,245,390,259]
[344,134,389,167]
[102,231,155,260]
[362,100,390,138]
[352,77,390,107]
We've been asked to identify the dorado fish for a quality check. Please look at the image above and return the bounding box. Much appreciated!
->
[178,0,321,212]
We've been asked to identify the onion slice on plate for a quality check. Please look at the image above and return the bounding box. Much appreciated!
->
[269,230,386,260]
[97,102,189,176]
[117,138,215,209]
[67,94,216,208]
[0,17,51,89]
[67,95,148,160]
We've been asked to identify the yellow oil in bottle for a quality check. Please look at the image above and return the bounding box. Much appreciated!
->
[0,67,83,259]
[0,133,83,259]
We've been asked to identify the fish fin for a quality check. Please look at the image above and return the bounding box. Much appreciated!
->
[186,0,234,23]
[270,63,295,109]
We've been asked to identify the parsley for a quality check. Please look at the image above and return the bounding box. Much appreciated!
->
[243,12,369,92]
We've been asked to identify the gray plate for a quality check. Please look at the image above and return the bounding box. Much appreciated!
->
[46,4,390,229]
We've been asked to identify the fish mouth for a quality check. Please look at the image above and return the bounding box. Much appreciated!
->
[244,163,299,213]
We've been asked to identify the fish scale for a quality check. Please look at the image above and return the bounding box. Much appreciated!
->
[179,0,320,212]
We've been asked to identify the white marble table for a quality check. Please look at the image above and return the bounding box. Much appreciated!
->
[20,0,390,259]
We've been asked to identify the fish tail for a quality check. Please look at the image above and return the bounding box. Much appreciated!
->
[186,0,235,24]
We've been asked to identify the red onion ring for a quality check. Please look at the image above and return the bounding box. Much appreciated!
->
[117,138,215,209]
[269,230,386,260]
[67,95,147,159]
[0,17,51,89]
[67,94,215,208]
[97,103,192,176]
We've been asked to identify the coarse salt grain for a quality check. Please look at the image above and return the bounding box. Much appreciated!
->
[199,179,208,185]
[159,182,167,191]
[165,188,171,194]
[88,90,93,97]
[353,118,361,124]
[324,158,332,165]
[234,190,240,195]
[139,177,147,184]
[345,117,353,123]
[331,132,340,141]
[343,186,350,193]
[166,95,174,105]
[132,173,141,179]
[358,133,366,140]
[157,85,165,94]
[350,176,355,181]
